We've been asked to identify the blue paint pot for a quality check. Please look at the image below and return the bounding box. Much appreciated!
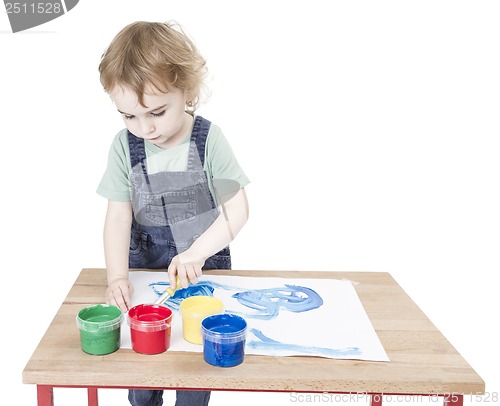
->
[201,313,247,367]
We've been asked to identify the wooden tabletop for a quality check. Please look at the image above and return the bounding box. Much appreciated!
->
[23,268,484,395]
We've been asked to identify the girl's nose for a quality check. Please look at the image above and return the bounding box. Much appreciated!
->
[140,119,155,135]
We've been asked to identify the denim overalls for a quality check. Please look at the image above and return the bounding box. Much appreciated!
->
[127,115,229,406]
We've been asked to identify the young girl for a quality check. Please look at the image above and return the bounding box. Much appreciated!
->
[97,21,250,406]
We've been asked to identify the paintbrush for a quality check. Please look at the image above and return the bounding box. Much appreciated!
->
[155,278,182,305]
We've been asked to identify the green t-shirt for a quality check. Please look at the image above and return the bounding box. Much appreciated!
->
[97,118,250,203]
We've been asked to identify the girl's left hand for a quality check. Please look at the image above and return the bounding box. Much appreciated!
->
[167,249,207,289]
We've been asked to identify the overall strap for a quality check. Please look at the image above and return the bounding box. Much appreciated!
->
[127,131,151,189]
[187,115,211,171]
[128,130,147,170]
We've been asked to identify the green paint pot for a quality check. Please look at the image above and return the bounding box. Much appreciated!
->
[76,304,122,355]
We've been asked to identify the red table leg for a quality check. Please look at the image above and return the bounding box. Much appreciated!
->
[444,394,463,406]
[371,393,383,406]
[87,388,99,406]
[37,385,54,406]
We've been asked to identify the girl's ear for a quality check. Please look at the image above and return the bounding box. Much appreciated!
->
[185,89,192,103]
[185,89,194,111]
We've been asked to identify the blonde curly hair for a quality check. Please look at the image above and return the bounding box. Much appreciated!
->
[99,21,207,112]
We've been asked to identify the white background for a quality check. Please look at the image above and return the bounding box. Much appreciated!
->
[1,1,498,405]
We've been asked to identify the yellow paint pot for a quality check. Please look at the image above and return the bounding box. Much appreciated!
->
[180,296,224,344]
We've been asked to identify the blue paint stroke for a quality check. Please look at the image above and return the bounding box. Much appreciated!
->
[149,280,323,319]
[231,285,323,320]
[247,328,362,358]
[149,281,215,310]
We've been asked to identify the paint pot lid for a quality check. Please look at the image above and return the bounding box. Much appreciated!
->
[128,303,173,332]
[180,296,224,316]
[201,313,247,342]
[76,304,123,333]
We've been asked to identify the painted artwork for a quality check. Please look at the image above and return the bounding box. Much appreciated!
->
[121,272,390,362]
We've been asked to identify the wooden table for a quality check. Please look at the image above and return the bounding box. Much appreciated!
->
[23,268,484,406]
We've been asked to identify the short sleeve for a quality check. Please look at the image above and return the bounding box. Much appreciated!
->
[96,129,132,202]
[205,124,250,204]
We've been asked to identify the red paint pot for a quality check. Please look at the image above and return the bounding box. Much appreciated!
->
[127,304,173,354]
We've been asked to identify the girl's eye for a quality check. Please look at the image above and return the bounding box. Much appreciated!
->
[151,110,166,118]
[123,115,134,120]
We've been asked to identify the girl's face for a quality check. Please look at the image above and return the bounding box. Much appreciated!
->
[110,84,192,149]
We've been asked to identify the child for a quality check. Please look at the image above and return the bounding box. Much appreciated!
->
[97,21,250,406]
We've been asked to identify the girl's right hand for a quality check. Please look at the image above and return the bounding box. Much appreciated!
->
[106,277,133,313]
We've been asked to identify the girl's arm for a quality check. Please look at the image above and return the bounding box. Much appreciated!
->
[104,200,134,312]
[168,187,249,288]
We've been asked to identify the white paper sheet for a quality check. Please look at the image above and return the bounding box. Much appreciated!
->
[120,272,389,362]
